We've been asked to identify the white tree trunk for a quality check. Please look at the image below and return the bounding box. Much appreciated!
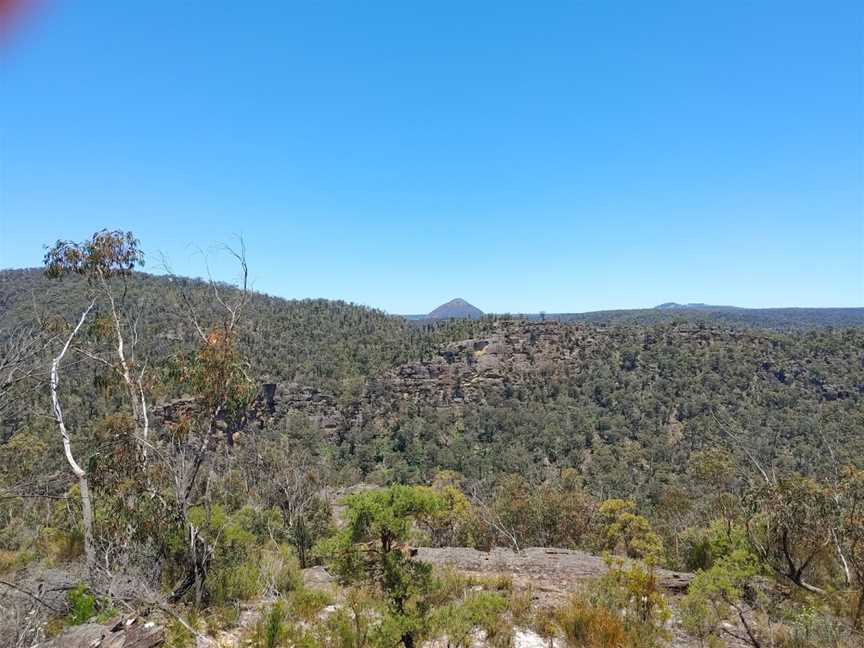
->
[51,299,97,576]
[100,274,150,459]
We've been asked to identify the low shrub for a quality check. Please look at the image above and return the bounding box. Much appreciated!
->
[554,596,626,648]
[260,543,302,595]
[430,591,509,648]
[508,585,534,625]
[288,587,332,622]
[66,584,113,625]
[0,547,36,573]
[38,527,84,564]
[550,560,670,647]
[251,600,288,648]
[206,558,262,605]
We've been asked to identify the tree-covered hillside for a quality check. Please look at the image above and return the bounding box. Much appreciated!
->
[0,268,494,398]
[3,266,862,502]
[308,320,864,498]
[524,305,864,329]
[3,249,864,647]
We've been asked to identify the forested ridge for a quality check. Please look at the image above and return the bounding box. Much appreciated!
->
[3,266,861,497]
[0,267,491,395]
[2,240,864,647]
[544,305,864,329]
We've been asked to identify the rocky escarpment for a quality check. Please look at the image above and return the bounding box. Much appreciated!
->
[267,320,595,431]
[154,318,857,450]
[240,320,669,438]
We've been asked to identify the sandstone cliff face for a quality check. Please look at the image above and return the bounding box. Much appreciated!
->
[156,318,846,450]
[258,320,593,437]
[270,383,346,432]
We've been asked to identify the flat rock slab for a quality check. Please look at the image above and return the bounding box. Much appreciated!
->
[302,565,338,591]
[33,617,164,648]
[417,547,692,605]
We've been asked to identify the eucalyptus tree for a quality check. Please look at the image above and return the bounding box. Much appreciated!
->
[43,229,145,576]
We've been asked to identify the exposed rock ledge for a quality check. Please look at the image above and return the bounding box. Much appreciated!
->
[417,546,692,606]
[33,616,164,648]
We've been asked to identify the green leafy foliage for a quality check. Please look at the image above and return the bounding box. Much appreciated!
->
[319,485,446,647]
[430,591,509,648]
[595,499,663,563]
[43,230,144,281]
[681,548,763,646]
[66,583,113,625]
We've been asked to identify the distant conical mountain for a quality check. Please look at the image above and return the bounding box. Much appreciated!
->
[428,298,483,320]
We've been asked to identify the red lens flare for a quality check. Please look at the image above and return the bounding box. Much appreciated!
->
[0,0,40,48]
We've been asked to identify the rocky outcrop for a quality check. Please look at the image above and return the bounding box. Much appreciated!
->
[417,546,692,606]
[358,321,593,410]
[244,321,586,435]
[148,321,604,446]
[271,383,346,432]
[34,616,163,648]
[197,319,810,451]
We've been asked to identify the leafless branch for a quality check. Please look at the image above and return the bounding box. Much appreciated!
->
[468,481,521,552]
[712,411,773,487]
[0,580,62,613]
[0,324,51,417]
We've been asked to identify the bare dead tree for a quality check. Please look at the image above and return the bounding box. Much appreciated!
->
[711,411,774,488]
[837,467,864,629]
[467,481,521,552]
[0,324,50,419]
[713,409,848,597]
[165,406,224,606]
[157,240,255,605]
[813,416,855,589]
[0,471,69,501]
[160,237,250,348]
[264,443,323,567]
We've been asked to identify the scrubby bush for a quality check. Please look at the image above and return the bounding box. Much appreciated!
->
[553,596,626,648]
[318,485,446,648]
[247,602,290,648]
[260,543,303,595]
[594,499,663,563]
[430,591,509,648]
[288,587,332,622]
[596,559,670,646]
[186,503,299,605]
[680,519,750,572]
[66,583,113,625]
[0,547,36,573]
[681,548,763,647]
[38,526,85,565]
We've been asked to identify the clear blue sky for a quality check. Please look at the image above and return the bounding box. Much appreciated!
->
[1,1,862,314]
